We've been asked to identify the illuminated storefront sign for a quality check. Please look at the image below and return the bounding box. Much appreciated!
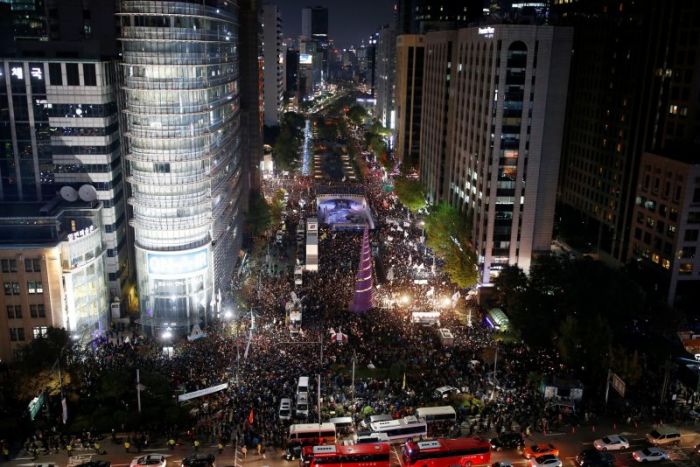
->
[478,27,495,38]
[148,249,208,276]
[67,225,96,242]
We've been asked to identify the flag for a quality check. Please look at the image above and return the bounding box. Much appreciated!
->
[61,395,68,424]
[247,408,254,426]
[401,372,406,391]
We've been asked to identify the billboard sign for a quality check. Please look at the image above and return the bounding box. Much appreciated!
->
[148,248,208,276]
[299,53,313,65]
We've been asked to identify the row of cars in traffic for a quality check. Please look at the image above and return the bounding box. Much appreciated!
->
[70,453,216,467]
[490,425,694,467]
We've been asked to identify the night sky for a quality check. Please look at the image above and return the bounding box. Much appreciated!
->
[276,0,396,49]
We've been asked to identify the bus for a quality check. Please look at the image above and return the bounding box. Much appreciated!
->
[289,423,337,446]
[300,443,391,467]
[369,416,427,443]
[416,406,457,423]
[416,406,457,436]
[402,438,491,467]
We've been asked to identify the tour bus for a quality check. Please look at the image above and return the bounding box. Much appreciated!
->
[289,423,337,446]
[328,416,354,435]
[402,438,491,467]
[416,406,457,423]
[300,443,391,467]
[298,376,310,395]
[369,416,427,443]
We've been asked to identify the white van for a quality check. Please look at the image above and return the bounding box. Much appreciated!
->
[297,376,310,395]
[296,393,309,417]
[279,398,292,421]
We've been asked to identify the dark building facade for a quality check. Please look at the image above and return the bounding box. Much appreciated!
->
[554,0,681,263]
[395,0,481,35]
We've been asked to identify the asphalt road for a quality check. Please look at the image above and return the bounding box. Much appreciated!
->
[8,423,700,467]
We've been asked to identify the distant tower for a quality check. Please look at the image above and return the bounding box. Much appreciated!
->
[349,229,374,313]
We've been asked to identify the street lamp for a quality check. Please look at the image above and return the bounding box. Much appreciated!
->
[400,294,411,305]
[162,327,173,340]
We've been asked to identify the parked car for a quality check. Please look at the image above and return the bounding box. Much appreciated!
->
[433,386,460,399]
[523,444,559,459]
[279,398,292,421]
[529,455,562,467]
[575,448,614,467]
[632,448,669,463]
[490,432,525,451]
[182,454,215,467]
[646,426,681,446]
[593,434,630,451]
[130,455,166,467]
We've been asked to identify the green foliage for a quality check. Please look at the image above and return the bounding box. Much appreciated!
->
[246,191,272,238]
[493,255,652,386]
[424,203,478,289]
[442,242,479,289]
[424,203,472,256]
[347,105,368,126]
[273,112,305,171]
[393,177,426,212]
[364,120,392,169]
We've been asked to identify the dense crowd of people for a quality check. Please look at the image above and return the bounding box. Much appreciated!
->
[16,109,685,464]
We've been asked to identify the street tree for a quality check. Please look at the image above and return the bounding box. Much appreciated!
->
[347,105,368,126]
[393,177,426,212]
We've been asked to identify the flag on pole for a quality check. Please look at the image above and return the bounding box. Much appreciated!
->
[401,372,406,391]
[247,408,254,426]
[61,395,68,424]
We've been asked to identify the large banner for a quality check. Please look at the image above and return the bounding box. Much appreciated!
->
[178,383,228,402]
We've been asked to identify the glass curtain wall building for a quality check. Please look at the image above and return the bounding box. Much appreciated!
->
[118,0,243,336]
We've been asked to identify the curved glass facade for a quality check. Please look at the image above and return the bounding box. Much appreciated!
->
[119,0,243,335]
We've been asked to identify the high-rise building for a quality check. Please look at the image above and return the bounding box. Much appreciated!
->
[419,29,456,205]
[395,34,425,168]
[118,1,244,336]
[301,5,329,40]
[553,0,674,263]
[239,0,263,194]
[374,25,396,130]
[429,25,573,283]
[262,4,285,127]
[0,0,127,313]
[395,0,481,35]
[301,6,329,88]
[624,1,700,315]
[0,58,127,301]
[1,0,118,59]
[286,49,300,103]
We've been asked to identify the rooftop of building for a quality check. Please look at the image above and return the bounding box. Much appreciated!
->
[0,198,102,245]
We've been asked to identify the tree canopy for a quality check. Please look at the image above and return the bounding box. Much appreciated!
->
[273,112,305,171]
[393,177,426,212]
[424,203,478,289]
[493,255,652,386]
[347,105,368,126]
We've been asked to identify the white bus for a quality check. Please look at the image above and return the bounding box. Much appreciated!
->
[289,423,337,445]
[416,406,457,424]
[369,416,427,443]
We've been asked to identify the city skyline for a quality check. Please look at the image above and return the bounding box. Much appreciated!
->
[277,0,395,48]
